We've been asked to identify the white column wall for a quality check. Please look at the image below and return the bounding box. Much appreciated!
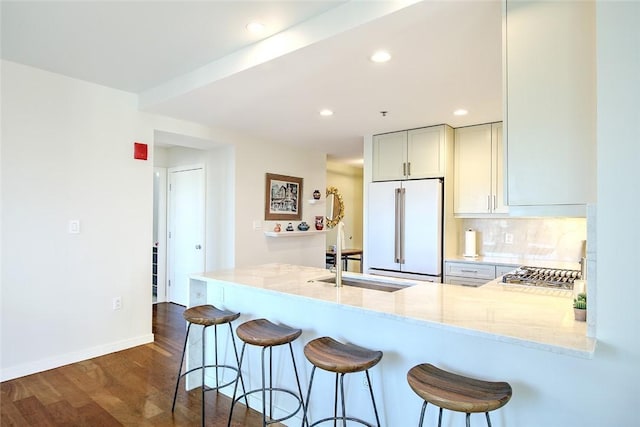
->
[1,61,154,379]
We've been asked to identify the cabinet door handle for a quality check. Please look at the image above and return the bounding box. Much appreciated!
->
[403,162,406,176]
[461,269,478,273]
[407,162,411,176]
[487,195,491,211]
[493,195,497,210]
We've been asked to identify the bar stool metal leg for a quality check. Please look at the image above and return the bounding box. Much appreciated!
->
[301,366,317,427]
[261,346,268,427]
[333,373,339,423]
[171,322,192,412]
[201,324,206,424]
[365,370,381,427]
[418,400,427,427]
[227,342,247,427]
[287,342,308,427]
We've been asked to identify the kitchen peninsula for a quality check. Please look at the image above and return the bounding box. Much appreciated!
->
[189,264,595,427]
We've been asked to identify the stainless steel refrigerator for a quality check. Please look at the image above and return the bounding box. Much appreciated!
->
[367,178,443,282]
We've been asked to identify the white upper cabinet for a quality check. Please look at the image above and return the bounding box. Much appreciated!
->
[454,123,507,215]
[372,125,446,181]
[505,0,596,213]
[371,131,407,181]
[406,126,446,179]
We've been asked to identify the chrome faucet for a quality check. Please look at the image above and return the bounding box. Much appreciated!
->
[335,221,344,287]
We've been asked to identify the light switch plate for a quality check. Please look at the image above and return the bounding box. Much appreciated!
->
[68,220,80,234]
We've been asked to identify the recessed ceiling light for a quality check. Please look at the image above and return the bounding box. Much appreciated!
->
[370,50,391,63]
[453,109,468,116]
[320,109,334,117]
[246,21,265,34]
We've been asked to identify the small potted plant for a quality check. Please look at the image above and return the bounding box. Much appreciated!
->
[573,293,587,321]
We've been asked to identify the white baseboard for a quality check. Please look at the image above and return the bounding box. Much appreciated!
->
[0,333,155,382]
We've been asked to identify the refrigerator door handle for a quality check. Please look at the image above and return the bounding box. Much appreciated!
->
[394,188,402,263]
[399,187,406,264]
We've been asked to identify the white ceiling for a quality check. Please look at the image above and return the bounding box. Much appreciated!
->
[1,1,502,164]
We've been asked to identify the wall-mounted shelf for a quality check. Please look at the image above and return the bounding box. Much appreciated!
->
[308,198,325,205]
[264,230,326,237]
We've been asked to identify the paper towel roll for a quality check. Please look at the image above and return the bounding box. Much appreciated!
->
[463,229,478,257]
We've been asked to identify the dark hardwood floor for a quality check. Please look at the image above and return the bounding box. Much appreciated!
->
[1,303,280,426]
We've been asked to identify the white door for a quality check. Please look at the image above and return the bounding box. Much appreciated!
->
[167,166,205,306]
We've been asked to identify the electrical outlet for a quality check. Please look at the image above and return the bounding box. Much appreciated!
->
[112,297,122,310]
[505,233,514,244]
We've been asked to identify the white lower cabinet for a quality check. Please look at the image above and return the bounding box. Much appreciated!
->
[444,261,517,287]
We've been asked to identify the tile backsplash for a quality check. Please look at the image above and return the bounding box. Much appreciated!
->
[460,218,587,262]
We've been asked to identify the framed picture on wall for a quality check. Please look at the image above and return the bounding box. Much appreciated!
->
[265,173,303,220]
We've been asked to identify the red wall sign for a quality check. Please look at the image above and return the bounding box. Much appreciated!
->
[134,142,148,160]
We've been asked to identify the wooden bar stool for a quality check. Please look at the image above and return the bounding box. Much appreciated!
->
[227,318,307,427]
[171,305,246,427]
[407,363,512,427]
[302,337,383,427]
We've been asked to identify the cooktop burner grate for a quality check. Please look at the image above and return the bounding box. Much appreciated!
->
[501,266,582,290]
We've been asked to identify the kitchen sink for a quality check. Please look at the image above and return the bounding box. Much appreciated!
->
[316,277,411,292]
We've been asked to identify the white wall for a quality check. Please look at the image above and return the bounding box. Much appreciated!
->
[1,61,154,380]
[234,137,327,268]
[589,2,640,423]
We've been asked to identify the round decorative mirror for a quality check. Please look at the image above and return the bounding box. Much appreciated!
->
[325,186,344,229]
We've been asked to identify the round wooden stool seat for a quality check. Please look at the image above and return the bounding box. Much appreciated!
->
[183,304,240,326]
[407,363,512,414]
[228,318,306,426]
[235,318,302,347]
[304,337,383,373]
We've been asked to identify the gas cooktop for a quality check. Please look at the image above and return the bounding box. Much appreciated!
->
[501,266,582,290]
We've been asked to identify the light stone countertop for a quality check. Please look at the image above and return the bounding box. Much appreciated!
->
[193,263,595,358]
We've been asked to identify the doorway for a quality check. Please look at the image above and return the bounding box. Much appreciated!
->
[166,165,206,306]
[152,167,167,303]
